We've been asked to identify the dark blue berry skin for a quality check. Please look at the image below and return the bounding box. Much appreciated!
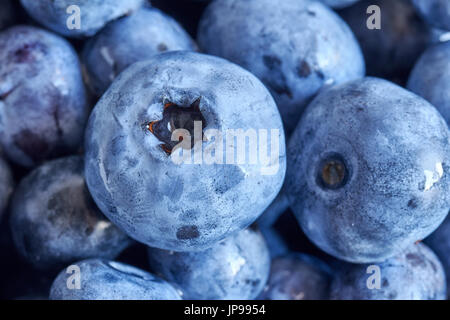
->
[85,51,286,252]
[339,0,437,83]
[330,243,446,300]
[0,0,15,31]
[147,228,270,300]
[20,0,144,38]
[9,156,131,270]
[0,26,88,168]
[426,215,450,299]
[407,42,450,125]
[82,7,197,96]
[0,156,13,222]
[320,0,360,9]
[49,259,182,300]
[412,0,450,32]
[259,253,332,300]
[286,77,450,263]
[198,0,364,135]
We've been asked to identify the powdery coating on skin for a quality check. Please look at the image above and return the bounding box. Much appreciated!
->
[197,0,364,135]
[0,26,88,167]
[0,156,13,222]
[9,156,131,270]
[412,0,450,32]
[320,0,360,9]
[83,7,197,96]
[148,228,270,300]
[0,0,15,31]
[330,243,447,300]
[407,42,450,125]
[20,0,145,38]
[85,51,286,252]
[340,0,435,81]
[426,215,450,299]
[49,259,182,300]
[259,253,332,300]
[286,77,450,263]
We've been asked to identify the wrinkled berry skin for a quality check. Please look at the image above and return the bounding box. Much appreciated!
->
[198,0,364,134]
[0,26,88,168]
[407,42,450,125]
[320,0,360,9]
[82,7,197,96]
[0,156,13,222]
[259,253,332,300]
[49,259,182,300]
[412,0,450,32]
[330,243,446,300]
[9,156,131,270]
[286,77,450,263]
[85,51,286,252]
[340,0,435,82]
[0,0,15,31]
[426,216,450,299]
[20,0,144,38]
[148,228,270,300]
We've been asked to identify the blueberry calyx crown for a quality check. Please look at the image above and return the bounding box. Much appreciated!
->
[147,98,207,155]
[316,153,349,190]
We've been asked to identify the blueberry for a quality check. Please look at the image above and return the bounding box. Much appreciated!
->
[0,26,88,167]
[197,0,365,134]
[407,42,450,125]
[259,253,332,300]
[412,0,450,32]
[0,156,13,222]
[9,156,131,270]
[82,7,197,96]
[0,0,15,31]
[330,243,446,300]
[84,51,286,252]
[147,228,270,300]
[286,77,450,263]
[426,215,450,299]
[49,259,182,300]
[19,0,145,38]
[340,0,436,83]
[320,0,360,9]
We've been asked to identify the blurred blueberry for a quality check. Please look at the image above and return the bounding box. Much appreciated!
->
[19,0,144,38]
[340,0,435,83]
[286,77,450,263]
[330,243,446,300]
[84,51,286,252]
[259,253,332,300]
[426,215,450,299]
[49,259,182,300]
[412,0,450,32]
[9,156,131,270]
[148,228,270,300]
[197,0,364,135]
[320,0,360,9]
[0,0,15,31]
[0,156,13,222]
[83,7,196,96]
[407,42,450,125]
[0,26,88,167]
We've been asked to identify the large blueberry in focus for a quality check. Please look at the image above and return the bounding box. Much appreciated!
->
[9,156,131,270]
[198,0,365,134]
[412,0,450,32]
[49,259,182,300]
[286,77,450,263]
[82,7,197,96]
[320,0,360,9]
[85,51,286,252]
[340,0,436,82]
[259,253,332,300]
[426,215,450,299]
[148,228,270,300]
[0,26,88,167]
[0,156,13,222]
[0,0,15,31]
[407,42,450,125]
[330,243,446,300]
[20,0,144,38]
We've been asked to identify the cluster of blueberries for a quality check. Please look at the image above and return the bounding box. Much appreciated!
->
[0,0,450,300]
